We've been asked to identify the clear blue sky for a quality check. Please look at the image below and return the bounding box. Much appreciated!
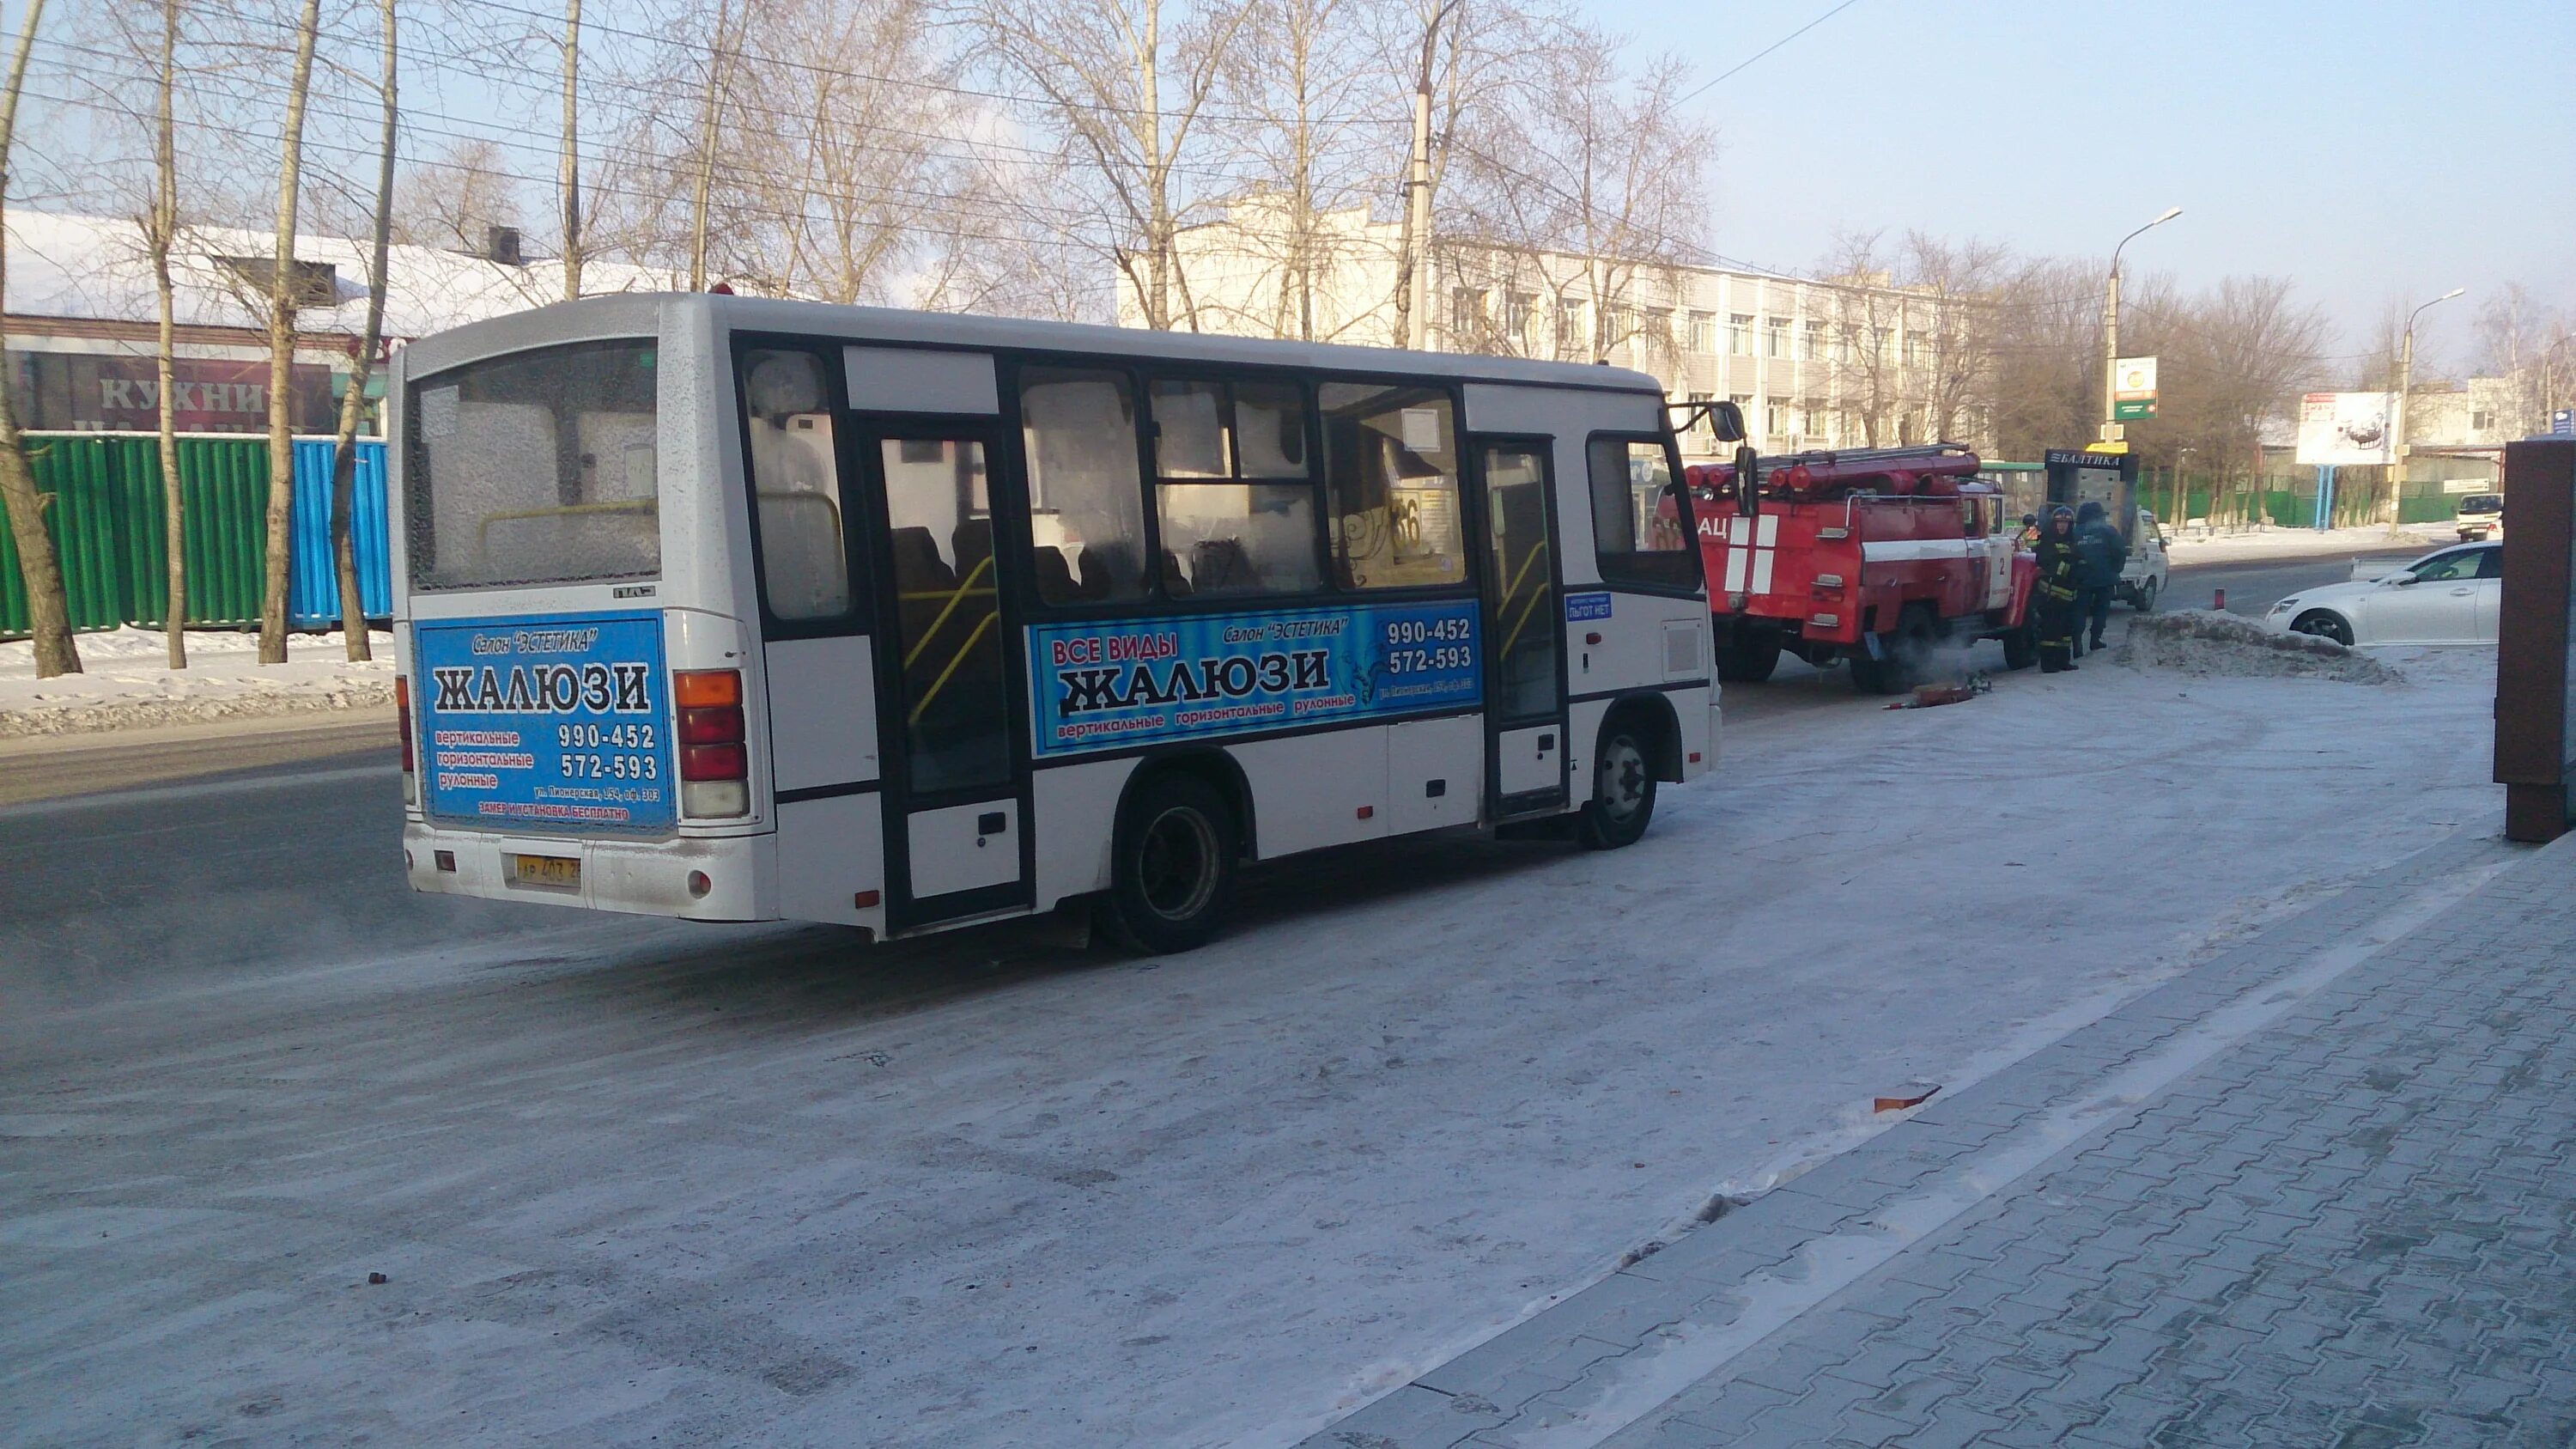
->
[1618,0,2576,374]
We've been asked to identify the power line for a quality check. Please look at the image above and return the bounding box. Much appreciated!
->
[1669,0,1872,112]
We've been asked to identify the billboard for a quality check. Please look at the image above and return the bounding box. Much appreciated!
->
[2112,356,2158,421]
[413,612,677,835]
[1027,600,1481,759]
[2296,393,2396,466]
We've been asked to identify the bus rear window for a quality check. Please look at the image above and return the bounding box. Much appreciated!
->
[407,340,660,591]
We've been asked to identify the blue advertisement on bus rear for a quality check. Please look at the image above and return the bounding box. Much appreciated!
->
[1028,600,1482,758]
[412,612,676,834]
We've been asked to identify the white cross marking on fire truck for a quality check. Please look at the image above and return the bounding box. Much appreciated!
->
[1722,514,1779,594]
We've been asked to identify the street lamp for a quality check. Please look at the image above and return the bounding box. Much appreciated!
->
[2386,287,2467,534]
[2102,207,2182,445]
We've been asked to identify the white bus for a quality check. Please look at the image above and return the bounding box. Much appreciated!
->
[392,295,1722,950]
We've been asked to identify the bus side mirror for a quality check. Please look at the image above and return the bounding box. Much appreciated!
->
[1733,442,1760,517]
[1707,400,1747,444]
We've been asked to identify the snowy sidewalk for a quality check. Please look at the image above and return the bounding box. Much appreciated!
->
[1297,828,2575,1449]
[2163,524,2452,568]
[0,626,394,736]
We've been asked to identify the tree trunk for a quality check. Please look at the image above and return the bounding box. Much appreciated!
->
[560,0,582,301]
[258,0,324,664]
[331,0,398,661]
[153,0,183,668]
[0,0,75,677]
[687,0,732,293]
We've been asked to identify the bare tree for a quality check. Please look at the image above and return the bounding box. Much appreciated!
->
[1816,231,1903,446]
[2476,283,2575,430]
[1899,230,2008,449]
[393,139,526,252]
[559,0,584,300]
[1206,0,1376,340]
[320,0,398,661]
[975,0,1254,330]
[0,0,76,677]
[685,0,743,291]
[256,0,325,664]
[1438,27,1709,366]
[145,0,185,668]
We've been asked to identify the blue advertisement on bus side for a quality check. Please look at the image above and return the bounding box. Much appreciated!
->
[413,612,677,834]
[1028,600,1482,758]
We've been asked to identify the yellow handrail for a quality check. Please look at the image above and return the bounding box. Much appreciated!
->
[903,553,994,670]
[910,609,998,726]
[475,499,655,553]
[1497,538,1552,659]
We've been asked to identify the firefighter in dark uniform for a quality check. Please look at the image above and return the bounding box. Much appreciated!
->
[2034,506,2081,673]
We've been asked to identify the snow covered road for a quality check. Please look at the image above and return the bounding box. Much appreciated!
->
[0,646,2499,1447]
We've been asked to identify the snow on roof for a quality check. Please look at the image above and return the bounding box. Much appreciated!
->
[3,211,680,342]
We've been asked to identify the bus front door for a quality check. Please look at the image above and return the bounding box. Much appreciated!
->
[864,428,1032,930]
[1476,438,1570,818]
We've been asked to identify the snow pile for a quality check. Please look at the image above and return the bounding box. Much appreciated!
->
[2117,610,2401,684]
[0,626,395,735]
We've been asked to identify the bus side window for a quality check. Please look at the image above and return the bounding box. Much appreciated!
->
[1020,367,1148,606]
[1321,384,1463,589]
[1586,435,1695,589]
[742,349,851,621]
[1148,376,1323,598]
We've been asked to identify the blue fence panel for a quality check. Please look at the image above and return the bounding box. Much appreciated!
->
[288,438,392,628]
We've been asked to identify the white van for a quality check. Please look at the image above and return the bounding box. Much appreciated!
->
[2118,508,2171,612]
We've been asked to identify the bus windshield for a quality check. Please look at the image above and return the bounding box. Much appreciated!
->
[406,339,661,591]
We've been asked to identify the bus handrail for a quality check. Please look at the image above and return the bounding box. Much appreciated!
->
[903,553,994,671]
[476,498,658,555]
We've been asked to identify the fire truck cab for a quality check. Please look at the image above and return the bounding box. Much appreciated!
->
[1687,444,2038,693]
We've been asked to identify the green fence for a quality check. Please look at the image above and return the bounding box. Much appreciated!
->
[1,435,275,639]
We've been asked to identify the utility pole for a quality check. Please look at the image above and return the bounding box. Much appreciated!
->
[2101,206,2181,448]
[2386,287,2466,536]
[1400,0,1455,352]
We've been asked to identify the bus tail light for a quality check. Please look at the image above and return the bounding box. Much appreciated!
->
[675,669,749,818]
[395,675,416,805]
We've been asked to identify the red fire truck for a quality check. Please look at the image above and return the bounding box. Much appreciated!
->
[1686,443,2038,692]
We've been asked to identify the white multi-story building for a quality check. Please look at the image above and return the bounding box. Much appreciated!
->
[1121,195,1993,457]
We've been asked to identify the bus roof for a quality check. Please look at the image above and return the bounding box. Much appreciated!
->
[398,292,1672,399]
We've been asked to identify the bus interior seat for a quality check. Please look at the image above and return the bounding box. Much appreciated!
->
[1074,546,1119,600]
[752,491,848,616]
[1191,538,1258,594]
[950,517,996,582]
[888,527,957,592]
[1159,549,1194,599]
[1032,546,1079,604]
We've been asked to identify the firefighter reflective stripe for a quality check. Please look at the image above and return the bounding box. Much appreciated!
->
[1722,514,1779,594]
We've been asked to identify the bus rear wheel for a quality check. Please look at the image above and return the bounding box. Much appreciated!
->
[1575,721,1659,850]
[1105,772,1240,953]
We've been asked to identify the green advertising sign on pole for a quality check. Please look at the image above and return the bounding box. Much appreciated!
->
[2112,356,2158,422]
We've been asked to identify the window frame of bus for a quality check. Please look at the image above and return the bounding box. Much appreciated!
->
[403,336,665,593]
[731,336,873,641]
[1007,359,1473,618]
[1143,371,1332,602]
[1583,429,1703,597]
[1316,380,1470,597]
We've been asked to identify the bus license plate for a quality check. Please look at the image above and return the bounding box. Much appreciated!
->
[511,853,580,888]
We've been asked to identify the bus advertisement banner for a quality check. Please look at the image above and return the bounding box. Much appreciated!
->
[412,612,677,834]
[1028,600,1483,758]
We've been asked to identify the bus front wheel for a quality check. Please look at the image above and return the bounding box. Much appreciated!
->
[1575,721,1659,850]
[1106,772,1241,953]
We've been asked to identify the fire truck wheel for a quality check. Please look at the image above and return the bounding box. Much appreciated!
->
[1716,634,1782,683]
[2133,579,2159,614]
[2002,620,2039,670]
[1576,723,1658,850]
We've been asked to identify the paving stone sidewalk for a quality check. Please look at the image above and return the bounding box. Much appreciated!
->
[1300,831,2576,1449]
